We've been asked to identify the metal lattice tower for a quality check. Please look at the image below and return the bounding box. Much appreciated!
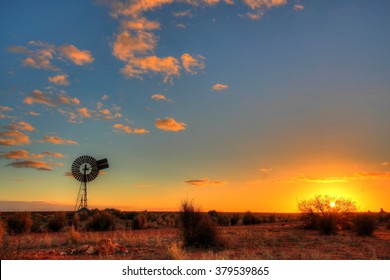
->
[71,155,109,211]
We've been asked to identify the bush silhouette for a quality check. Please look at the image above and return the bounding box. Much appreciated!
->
[298,194,356,234]
[7,212,32,234]
[179,200,224,249]
[354,213,376,236]
[242,211,259,225]
[48,212,66,232]
[87,211,116,231]
[132,214,147,230]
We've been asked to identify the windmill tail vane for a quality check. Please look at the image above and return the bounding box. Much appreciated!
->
[71,155,109,212]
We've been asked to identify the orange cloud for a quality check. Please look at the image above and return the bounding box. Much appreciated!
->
[286,171,390,184]
[0,106,12,111]
[100,109,111,115]
[76,107,92,118]
[185,178,228,186]
[294,4,304,11]
[48,74,69,86]
[9,43,58,71]
[24,90,54,106]
[181,53,205,74]
[23,90,80,107]
[113,30,156,61]
[41,151,64,158]
[7,160,56,171]
[121,17,160,30]
[243,0,287,20]
[58,45,94,65]
[151,94,171,101]
[7,121,35,132]
[113,123,150,134]
[260,167,273,173]
[211,83,229,91]
[0,150,43,159]
[121,56,180,83]
[155,117,187,131]
[0,131,31,146]
[38,136,78,145]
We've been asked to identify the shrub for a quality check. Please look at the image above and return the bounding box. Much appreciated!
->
[7,212,32,234]
[298,194,356,234]
[87,211,116,231]
[319,214,337,235]
[354,213,376,236]
[68,225,80,244]
[242,211,259,225]
[179,200,225,249]
[48,212,67,232]
[132,214,147,230]
[230,213,240,225]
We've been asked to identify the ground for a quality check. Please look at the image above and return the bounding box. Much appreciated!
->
[2,222,389,260]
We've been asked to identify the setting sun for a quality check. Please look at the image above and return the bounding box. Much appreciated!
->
[330,201,336,208]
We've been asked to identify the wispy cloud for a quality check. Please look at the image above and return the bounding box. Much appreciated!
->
[151,94,171,102]
[113,123,150,134]
[23,90,80,107]
[6,160,58,171]
[285,171,390,184]
[48,74,69,86]
[0,106,13,111]
[181,53,206,74]
[7,121,35,132]
[211,83,229,91]
[9,41,94,71]
[0,150,43,159]
[58,45,94,65]
[0,130,31,146]
[294,4,304,11]
[38,135,78,145]
[185,178,228,186]
[155,117,187,131]
[243,0,288,20]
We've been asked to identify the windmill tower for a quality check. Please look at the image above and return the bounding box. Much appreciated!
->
[71,155,109,211]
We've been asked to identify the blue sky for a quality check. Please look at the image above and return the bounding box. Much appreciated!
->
[1,0,390,212]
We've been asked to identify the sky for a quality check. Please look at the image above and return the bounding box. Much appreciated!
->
[1,0,389,212]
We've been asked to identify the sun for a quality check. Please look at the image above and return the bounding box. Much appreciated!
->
[330,201,336,208]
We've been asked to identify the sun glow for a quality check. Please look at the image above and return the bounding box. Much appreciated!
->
[330,201,336,208]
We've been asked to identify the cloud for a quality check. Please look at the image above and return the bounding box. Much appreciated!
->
[211,83,229,91]
[173,10,192,18]
[29,111,41,116]
[121,17,160,30]
[41,151,64,158]
[23,90,80,107]
[184,178,228,186]
[113,123,150,134]
[0,131,31,146]
[151,94,171,101]
[181,53,206,74]
[6,160,56,171]
[0,150,43,159]
[48,74,69,86]
[155,117,187,131]
[294,4,304,11]
[121,56,180,83]
[286,171,390,184]
[7,121,35,131]
[76,107,92,118]
[102,95,109,101]
[260,167,273,173]
[112,30,157,61]
[58,45,94,65]
[9,42,58,71]
[243,0,287,20]
[0,106,12,111]
[38,135,78,145]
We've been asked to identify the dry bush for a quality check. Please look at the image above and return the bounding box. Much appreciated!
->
[87,211,116,231]
[6,212,32,234]
[132,214,147,230]
[298,194,357,234]
[68,225,80,244]
[48,212,67,232]
[179,200,225,249]
[242,211,260,225]
[354,213,376,236]
[230,213,240,225]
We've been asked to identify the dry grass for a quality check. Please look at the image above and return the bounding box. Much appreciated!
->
[1,220,389,260]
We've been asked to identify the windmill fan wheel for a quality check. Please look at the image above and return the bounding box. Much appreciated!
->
[71,155,99,182]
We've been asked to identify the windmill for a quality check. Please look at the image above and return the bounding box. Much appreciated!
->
[71,155,109,211]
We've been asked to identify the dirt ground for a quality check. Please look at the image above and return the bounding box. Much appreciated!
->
[2,222,389,260]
